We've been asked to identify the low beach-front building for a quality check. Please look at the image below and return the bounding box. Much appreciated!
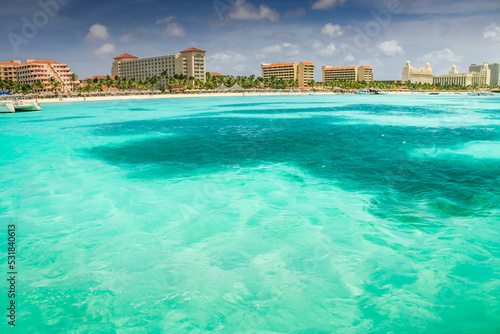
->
[402,61,434,84]
[209,72,225,77]
[111,48,207,83]
[470,62,500,86]
[433,64,490,87]
[322,65,373,83]
[0,61,19,81]
[261,61,315,87]
[0,59,76,92]
[82,75,116,82]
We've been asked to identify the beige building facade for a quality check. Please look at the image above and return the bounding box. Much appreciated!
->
[322,65,373,83]
[402,61,434,84]
[433,64,490,87]
[470,62,500,86]
[261,61,315,87]
[0,59,75,92]
[111,48,207,82]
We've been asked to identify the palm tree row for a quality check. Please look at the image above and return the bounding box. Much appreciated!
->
[402,80,495,91]
[2,74,498,95]
[0,73,79,95]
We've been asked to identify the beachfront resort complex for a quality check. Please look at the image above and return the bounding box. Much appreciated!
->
[321,65,374,83]
[402,61,498,86]
[2,51,499,95]
[261,62,315,87]
[470,62,500,86]
[0,59,76,93]
[111,47,207,83]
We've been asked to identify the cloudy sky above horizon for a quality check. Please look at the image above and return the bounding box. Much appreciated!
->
[1,0,499,80]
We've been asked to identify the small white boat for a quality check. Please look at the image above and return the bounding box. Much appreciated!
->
[12,100,41,112]
[468,91,492,96]
[357,89,370,95]
[0,101,15,113]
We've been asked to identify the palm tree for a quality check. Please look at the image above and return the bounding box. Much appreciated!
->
[53,80,62,94]
[160,70,169,88]
[105,75,115,88]
[70,73,79,93]
[33,80,45,93]
[150,76,160,90]
[20,84,33,95]
[169,77,178,89]
[47,77,57,94]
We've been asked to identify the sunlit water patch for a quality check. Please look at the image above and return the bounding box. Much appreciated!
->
[0,94,499,333]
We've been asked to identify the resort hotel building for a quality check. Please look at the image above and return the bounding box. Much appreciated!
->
[402,61,434,84]
[470,63,500,86]
[0,59,76,92]
[402,61,494,87]
[111,48,207,82]
[433,64,490,87]
[261,62,315,87]
[321,65,373,83]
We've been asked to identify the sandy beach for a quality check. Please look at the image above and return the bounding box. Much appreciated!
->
[33,90,472,104]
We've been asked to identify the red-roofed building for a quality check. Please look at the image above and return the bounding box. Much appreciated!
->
[180,47,206,53]
[111,48,207,83]
[0,61,20,81]
[82,76,116,82]
[322,65,374,83]
[0,59,77,92]
[113,53,138,59]
[209,72,226,77]
[261,61,315,86]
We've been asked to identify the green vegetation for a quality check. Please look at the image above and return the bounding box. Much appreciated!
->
[401,80,496,91]
[1,75,499,95]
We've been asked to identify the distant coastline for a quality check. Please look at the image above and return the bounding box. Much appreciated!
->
[32,90,491,104]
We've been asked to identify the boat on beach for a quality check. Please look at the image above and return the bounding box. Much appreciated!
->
[12,100,42,112]
[429,86,439,95]
[467,66,493,96]
[0,101,15,113]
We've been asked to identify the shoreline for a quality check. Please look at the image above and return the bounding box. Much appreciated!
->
[27,90,486,104]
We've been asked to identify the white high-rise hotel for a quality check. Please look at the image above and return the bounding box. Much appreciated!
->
[403,61,492,86]
[111,48,207,82]
[402,61,434,84]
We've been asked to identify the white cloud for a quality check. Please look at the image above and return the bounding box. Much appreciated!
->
[417,48,463,74]
[321,43,337,56]
[257,42,299,59]
[312,0,347,10]
[119,33,138,42]
[284,7,306,19]
[377,40,404,56]
[312,39,323,49]
[321,23,343,37]
[208,51,247,73]
[401,0,499,14]
[208,51,247,63]
[344,54,355,63]
[420,48,462,63]
[483,23,500,41]
[228,0,279,22]
[312,40,337,56]
[85,24,110,43]
[94,43,116,58]
[156,15,175,24]
[156,16,186,37]
[164,22,186,37]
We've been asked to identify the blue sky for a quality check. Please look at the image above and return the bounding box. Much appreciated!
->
[1,0,499,80]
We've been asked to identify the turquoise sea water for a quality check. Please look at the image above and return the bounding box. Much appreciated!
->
[1,94,500,333]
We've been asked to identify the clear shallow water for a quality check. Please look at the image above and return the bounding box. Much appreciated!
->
[1,94,500,333]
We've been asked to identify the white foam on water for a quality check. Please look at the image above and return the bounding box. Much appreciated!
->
[412,141,500,160]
